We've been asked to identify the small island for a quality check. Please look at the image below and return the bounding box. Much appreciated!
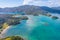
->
[42,13,59,20]
[51,16,59,20]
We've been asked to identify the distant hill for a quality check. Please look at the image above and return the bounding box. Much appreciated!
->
[0,5,48,15]
[52,7,60,10]
[0,5,60,14]
[40,6,60,14]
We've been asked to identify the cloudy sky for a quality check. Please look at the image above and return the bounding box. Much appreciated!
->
[0,0,60,8]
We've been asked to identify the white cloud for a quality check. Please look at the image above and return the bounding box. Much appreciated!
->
[23,0,60,7]
[23,0,33,5]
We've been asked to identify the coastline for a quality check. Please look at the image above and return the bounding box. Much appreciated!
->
[0,26,12,38]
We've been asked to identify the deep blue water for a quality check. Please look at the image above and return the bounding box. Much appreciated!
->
[2,15,60,40]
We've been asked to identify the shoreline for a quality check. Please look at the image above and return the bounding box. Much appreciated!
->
[0,26,12,38]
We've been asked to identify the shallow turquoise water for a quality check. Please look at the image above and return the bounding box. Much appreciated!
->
[2,15,60,40]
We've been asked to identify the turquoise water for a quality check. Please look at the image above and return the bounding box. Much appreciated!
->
[2,15,60,40]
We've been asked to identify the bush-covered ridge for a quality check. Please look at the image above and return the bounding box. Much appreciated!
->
[0,14,28,34]
[0,36,24,40]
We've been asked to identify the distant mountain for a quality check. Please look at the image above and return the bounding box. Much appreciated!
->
[0,5,48,15]
[0,5,60,14]
[40,6,60,14]
[52,7,60,10]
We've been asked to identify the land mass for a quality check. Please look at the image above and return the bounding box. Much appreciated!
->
[0,5,60,14]
[0,14,28,34]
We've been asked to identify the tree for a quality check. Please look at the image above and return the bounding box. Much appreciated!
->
[5,38,11,40]
[2,23,9,29]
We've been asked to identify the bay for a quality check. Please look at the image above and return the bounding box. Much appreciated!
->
[1,15,60,40]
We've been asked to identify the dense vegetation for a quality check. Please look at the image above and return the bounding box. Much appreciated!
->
[52,16,59,19]
[0,14,28,34]
[0,36,24,40]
